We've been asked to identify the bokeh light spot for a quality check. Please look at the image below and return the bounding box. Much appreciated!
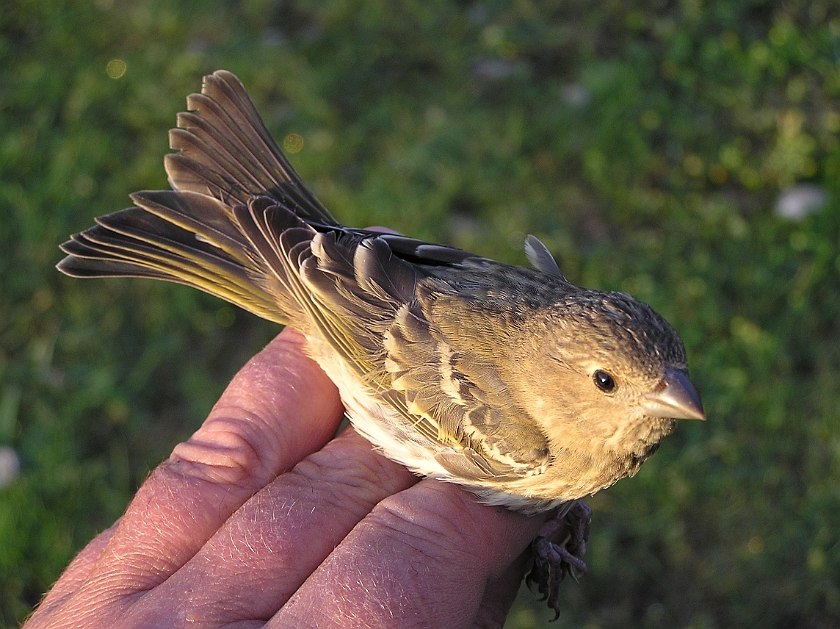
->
[106,59,127,79]
[283,133,304,153]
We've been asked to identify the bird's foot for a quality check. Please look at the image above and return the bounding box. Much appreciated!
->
[526,500,592,620]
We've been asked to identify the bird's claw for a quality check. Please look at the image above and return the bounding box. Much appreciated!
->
[526,500,592,620]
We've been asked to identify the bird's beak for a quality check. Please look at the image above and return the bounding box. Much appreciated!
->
[642,368,706,420]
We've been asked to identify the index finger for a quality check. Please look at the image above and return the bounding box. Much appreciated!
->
[86,327,345,592]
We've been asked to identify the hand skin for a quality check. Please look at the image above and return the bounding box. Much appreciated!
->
[25,327,545,629]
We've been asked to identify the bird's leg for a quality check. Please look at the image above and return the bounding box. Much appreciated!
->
[526,500,592,620]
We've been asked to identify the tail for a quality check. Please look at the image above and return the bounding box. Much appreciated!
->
[57,71,338,324]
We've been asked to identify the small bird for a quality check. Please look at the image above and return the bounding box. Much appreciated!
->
[58,71,704,610]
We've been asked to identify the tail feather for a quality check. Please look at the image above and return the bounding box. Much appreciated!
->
[57,70,346,326]
[56,70,435,355]
[129,190,254,261]
[230,198,313,289]
[166,70,337,226]
[58,200,297,324]
[163,152,249,207]
[92,207,251,279]
[171,107,278,195]
[58,230,184,280]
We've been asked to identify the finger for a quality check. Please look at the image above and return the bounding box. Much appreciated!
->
[83,327,345,593]
[272,480,545,629]
[28,524,118,621]
[122,428,418,626]
[472,547,534,629]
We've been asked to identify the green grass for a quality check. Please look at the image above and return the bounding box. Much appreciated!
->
[2,1,840,626]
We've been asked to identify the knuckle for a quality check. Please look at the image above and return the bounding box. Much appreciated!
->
[168,411,275,490]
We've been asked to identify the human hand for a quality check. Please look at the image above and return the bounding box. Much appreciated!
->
[25,327,544,629]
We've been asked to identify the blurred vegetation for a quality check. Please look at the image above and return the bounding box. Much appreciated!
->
[2,0,840,627]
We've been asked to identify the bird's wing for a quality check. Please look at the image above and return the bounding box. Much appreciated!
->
[383,299,551,480]
[294,229,551,480]
[384,268,553,480]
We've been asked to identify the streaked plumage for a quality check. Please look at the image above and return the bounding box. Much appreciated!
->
[58,71,704,516]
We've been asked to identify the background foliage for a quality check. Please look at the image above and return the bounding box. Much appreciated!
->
[2,1,840,627]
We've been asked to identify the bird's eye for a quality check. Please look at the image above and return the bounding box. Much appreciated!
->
[593,370,616,393]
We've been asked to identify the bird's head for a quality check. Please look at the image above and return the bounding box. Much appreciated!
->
[513,289,704,461]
